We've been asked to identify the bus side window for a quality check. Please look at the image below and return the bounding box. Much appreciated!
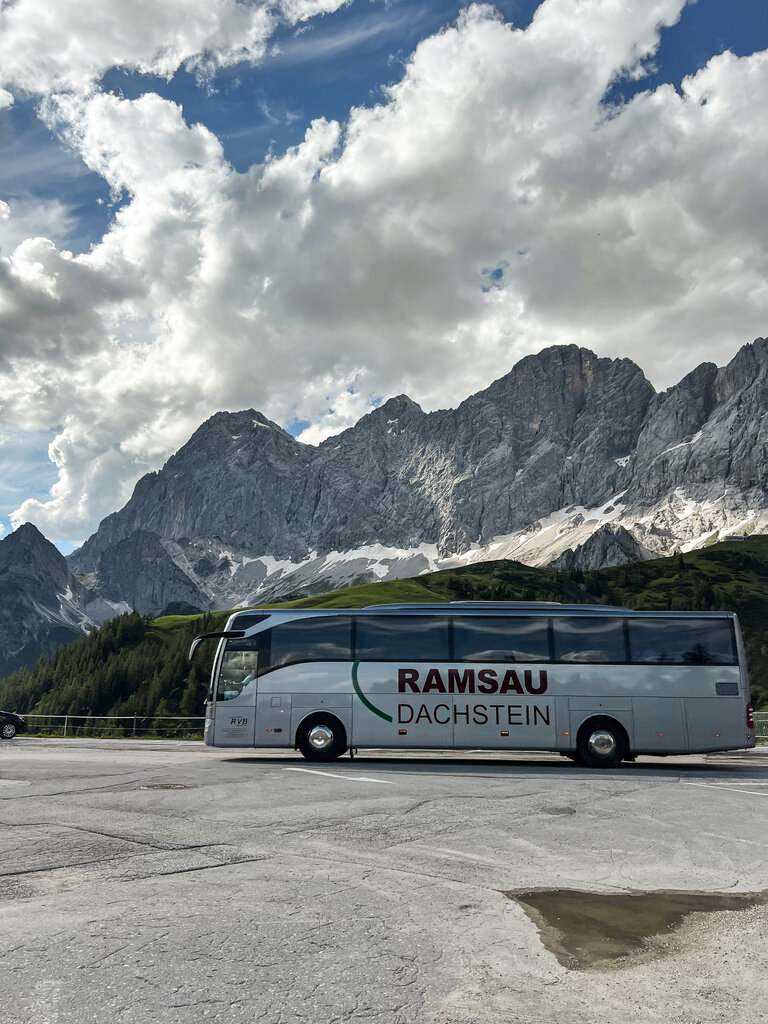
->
[553,617,627,663]
[453,616,550,662]
[354,616,449,662]
[627,619,737,666]
[267,617,353,672]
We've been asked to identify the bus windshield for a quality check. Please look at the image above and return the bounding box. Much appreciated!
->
[217,643,260,701]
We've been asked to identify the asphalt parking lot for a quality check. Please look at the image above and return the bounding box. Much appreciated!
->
[1,739,767,1023]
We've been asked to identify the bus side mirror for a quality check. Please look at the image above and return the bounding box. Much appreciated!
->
[188,630,246,661]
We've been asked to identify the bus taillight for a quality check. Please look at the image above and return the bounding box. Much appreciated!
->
[747,704,754,730]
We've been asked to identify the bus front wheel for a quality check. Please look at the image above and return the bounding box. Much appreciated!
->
[297,715,348,762]
[576,717,628,769]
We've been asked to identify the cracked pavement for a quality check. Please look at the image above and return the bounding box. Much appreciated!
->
[1,739,767,1023]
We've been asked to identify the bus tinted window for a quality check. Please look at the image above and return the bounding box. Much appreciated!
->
[355,616,449,662]
[628,618,737,665]
[269,616,353,670]
[553,617,626,663]
[231,613,268,631]
[453,617,550,662]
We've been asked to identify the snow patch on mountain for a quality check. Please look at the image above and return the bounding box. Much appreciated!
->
[132,492,763,609]
[660,430,703,456]
[152,537,443,607]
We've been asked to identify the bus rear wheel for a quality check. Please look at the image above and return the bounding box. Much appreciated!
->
[297,715,348,762]
[576,717,628,769]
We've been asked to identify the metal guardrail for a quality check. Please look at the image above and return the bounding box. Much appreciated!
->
[22,714,205,740]
[14,711,768,740]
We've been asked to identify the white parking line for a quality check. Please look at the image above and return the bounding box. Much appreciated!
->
[433,846,505,866]
[0,780,31,787]
[688,782,768,790]
[282,767,393,785]
[682,781,768,798]
[698,831,768,848]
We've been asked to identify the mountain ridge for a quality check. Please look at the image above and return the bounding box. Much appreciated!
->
[71,344,657,565]
[66,338,768,616]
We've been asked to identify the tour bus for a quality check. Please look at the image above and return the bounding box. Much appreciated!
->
[189,603,756,769]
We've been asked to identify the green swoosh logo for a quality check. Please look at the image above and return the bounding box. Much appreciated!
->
[351,660,393,722]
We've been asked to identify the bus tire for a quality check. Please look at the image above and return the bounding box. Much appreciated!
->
[576,717,628,769]
[297,714,348,762]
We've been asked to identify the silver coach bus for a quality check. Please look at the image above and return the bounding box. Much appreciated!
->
[189,603,756,769]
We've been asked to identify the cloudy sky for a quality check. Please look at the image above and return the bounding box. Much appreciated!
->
[0,0,767,551]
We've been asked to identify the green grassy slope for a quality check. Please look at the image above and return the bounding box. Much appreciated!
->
[1,537,767,718]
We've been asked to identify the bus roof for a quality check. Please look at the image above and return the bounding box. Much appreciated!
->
[228,602,736,622]
[365,601,631,612]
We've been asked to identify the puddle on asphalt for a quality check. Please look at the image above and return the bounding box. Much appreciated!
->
[505,888,766,970]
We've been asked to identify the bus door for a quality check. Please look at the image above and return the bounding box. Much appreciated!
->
[210,644,259,747]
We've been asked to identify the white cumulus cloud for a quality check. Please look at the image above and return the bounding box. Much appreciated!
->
[3,0,768,544]
[0,0,352,96]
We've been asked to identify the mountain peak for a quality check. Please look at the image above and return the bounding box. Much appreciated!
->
[7,521,47,543]
[0,521,64,568]
[375,394,422,418]
[0,522,71,605]
[720,337,768,386]
[194,408,290,439]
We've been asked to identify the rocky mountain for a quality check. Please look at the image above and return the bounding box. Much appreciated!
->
[62,338,768,616]
[550,524,654,572]
[0,524,95,676]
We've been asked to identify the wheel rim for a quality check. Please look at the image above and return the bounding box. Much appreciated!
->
[2,723,16,738]
[587,730,616,758]
[308,725,334,751]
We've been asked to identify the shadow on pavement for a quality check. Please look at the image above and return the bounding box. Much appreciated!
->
[219,747,768,779]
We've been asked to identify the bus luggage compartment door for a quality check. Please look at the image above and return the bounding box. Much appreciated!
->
[631,697,685,753]
[256,692,293,746]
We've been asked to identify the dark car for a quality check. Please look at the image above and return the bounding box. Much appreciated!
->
[0,711,27,739]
